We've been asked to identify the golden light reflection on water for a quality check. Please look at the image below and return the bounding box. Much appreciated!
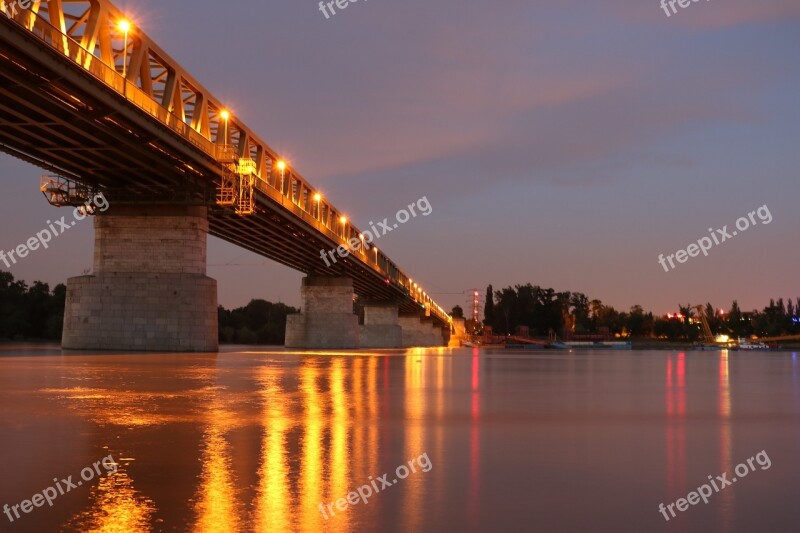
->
[39,387,189,427]
[193,388,244,533]
[253,366,294,531]
[468,349,481,525]
[329,358,351,531]
[718,351,734,531]
[432,355,448,519]
[351,357,367,486]
[32,352,435,531]
[402,355,426,531]
[299,362,326,533]
[365,357,379,493]
[67,470,156,533]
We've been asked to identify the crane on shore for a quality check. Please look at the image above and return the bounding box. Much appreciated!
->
[693,305,718,346]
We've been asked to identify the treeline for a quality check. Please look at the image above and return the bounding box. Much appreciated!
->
[479,283,800,340]
[0,271,297,344]
[0,271,65,340]
[218,299,298,345]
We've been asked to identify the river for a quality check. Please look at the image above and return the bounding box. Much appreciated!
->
[1,345,798,532]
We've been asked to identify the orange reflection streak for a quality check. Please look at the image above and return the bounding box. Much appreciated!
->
[436,355,445,426]
[383,357,390,420]
[719,351,731,419]
[432,355,447,521]
[366,356,379,498]
[665,356,673,492]
[676,352,686,416]
[718,351,734,531]
[67,467,156,532]
[328,359,350,530]
[665,354,686,499]
[471,348,480,391]
[253,366,292,532]
[368,357,379,421]
[469,349,481,524]
[193,388,243,532]
[402,354,426,531]
[38,384,163,531]
[299,363,326,532]
[352,357,366,484]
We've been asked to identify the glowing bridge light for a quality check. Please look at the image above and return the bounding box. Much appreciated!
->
[220,110,230,121]
[117,18,132,79]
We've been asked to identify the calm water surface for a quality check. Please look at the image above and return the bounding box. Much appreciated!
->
[1,345,799,532]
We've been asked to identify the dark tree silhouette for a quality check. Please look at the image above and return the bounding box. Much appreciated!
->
[483,285,494,326]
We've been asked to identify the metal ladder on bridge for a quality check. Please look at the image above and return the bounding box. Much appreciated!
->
[215,145,256,216]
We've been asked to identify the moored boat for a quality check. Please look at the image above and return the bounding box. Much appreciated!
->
[735,338,770,351]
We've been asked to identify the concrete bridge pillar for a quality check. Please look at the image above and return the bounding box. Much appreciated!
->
[62,205,218,352]
[449,317,466,347]
[360,303,403,348]
[440,324,451,346]
[285,276,359,349]
[399,314,443,347]
[425,320,446,347]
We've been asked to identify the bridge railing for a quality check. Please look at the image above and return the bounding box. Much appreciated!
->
[21,14,218,160]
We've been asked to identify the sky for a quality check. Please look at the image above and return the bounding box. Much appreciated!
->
[1,0,798,315]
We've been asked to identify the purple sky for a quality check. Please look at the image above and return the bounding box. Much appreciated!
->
[1,0,799,315]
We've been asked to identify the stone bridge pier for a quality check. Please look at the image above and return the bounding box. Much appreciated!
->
[360,302,403,348]
[285,276,360,349]
[62,205,218,352]
[285,277,448,349]
[399,313,446,348]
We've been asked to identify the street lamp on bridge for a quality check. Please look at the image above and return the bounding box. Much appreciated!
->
[117,19,131,80]
[277,160,286,195]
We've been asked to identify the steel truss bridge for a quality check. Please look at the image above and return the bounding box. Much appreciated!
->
[0,1,450,324]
